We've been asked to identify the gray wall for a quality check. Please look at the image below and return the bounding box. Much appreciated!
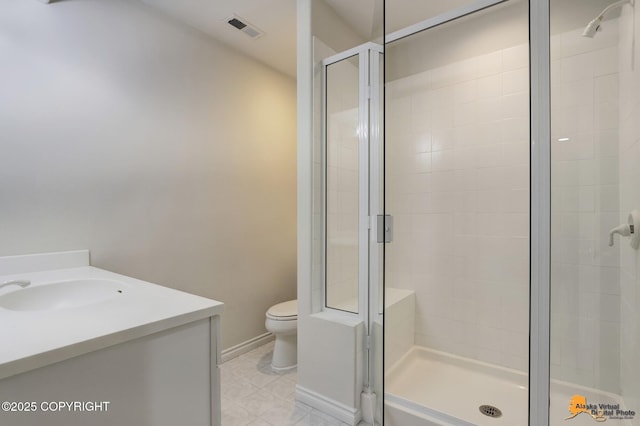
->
[0,0,297,350]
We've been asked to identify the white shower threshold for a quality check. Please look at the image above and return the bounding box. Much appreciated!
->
[385,346,634,426]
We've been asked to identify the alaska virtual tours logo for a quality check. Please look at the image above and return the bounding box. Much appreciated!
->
[565,395,636,422]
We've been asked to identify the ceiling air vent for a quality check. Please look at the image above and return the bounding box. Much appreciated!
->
[226,15,264,39]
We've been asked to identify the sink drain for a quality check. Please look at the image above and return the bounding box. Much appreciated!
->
[479,405,502,418]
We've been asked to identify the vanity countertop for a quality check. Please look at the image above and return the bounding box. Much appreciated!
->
[0,251,223,380]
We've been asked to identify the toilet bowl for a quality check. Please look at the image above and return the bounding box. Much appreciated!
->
[265,300,297,371]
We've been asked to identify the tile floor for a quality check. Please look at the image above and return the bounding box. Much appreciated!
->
[221,341,368,426]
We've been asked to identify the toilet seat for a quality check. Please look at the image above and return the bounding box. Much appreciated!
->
[266,300,297,320]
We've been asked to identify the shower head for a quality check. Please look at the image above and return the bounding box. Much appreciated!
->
[582,17,602,38]
[582,0,634,38]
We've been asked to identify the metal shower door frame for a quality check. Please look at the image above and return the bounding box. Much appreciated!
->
[383,0,552,424]
[321,42,385,396]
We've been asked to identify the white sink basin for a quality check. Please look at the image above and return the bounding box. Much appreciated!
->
[0,279,126,311]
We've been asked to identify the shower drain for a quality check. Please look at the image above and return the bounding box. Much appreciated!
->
[479,405,502,418]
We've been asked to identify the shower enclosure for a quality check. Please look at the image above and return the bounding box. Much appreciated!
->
[384,1,532,424]
[302,0,640,424]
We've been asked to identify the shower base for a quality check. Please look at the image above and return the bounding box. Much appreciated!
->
[385,346,632,426]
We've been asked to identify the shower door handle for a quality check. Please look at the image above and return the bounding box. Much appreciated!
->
[376,215,393,243]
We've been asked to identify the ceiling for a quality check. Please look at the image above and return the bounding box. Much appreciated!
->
[138,0,480,77]
[323,0,378,39]
[140,0,620,79]
[140,0,298,77]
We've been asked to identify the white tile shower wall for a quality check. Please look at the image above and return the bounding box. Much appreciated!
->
[386,43,530,371]
[550,24,621,392]
[618,1,640,413]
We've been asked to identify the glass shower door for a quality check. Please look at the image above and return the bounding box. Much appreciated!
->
[324,53,362,314]
[548,0,640,423]
[383,1,531,424]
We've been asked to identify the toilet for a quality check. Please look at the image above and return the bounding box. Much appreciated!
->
[265,299,297,371]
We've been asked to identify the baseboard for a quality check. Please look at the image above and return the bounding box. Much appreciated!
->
[295,385,361,425]
[221,332,274,363]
